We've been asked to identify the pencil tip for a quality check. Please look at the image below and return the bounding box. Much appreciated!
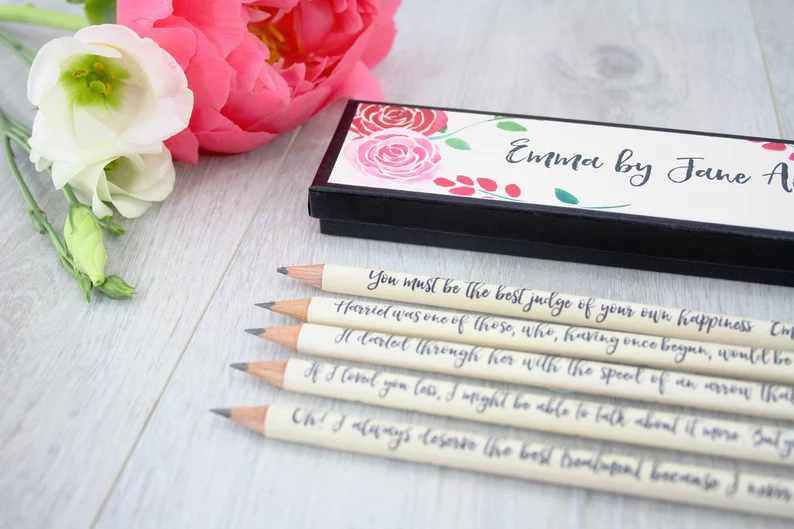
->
[245,328,265,336]
[276,267,288,275]
[255,301,275,310]
[229,362,248,372]
[210,408,231,418]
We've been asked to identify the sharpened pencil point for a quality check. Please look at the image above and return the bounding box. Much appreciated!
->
[255,302,275,310]
[276,267,288,275]
[245,328,265,336]
[210,408,231,418]
[229,363,249,372]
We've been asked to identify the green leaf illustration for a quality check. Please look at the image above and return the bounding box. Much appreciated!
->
[555,188,580,205]
[496,121,527,132]
[445,138,471,150]
[492,115,508,120]
[437,125,448,134]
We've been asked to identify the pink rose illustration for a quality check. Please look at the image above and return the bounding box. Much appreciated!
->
[343,128,442,185]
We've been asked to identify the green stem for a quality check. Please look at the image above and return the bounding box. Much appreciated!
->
[477,188,523,203]
[429,117,503,140]
[0,4,89,32]
[584,203,632,210]
[62,183,80,206]
[3,133,37,212]
[2,134,73,268]
[0,27,35,66]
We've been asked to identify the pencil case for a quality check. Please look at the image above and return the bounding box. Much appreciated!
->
[308,100,794,287]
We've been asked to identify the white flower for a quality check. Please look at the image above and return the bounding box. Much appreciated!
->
[26,23,193,177]
[66,143,176,219]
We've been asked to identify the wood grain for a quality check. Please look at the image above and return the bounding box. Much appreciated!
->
[752,0,794,137]
[87,1,793,529]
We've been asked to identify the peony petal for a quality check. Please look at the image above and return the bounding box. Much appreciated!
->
[143,26,197,71]
[295,0,335,53]
[117,0,175,27]
[172,0,248,58]
[248,85,330,133]
[162,17,232,111]
[223,89,288,130]
[164,127,200,163]
[360,0,400,68]
[192,105,278,153]
[332,60,383,100]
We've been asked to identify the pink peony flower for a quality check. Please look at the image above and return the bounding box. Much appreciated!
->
[343,128,442,185]
[351,103,447,137]
[118,0,401,163]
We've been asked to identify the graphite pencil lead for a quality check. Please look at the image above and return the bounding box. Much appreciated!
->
[255,301,275,309]
[245,328,265,336]
[276,267,288,275]
[209,408,231,418]
[229,363,249,372]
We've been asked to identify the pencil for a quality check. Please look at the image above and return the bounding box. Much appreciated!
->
[211,403,794,519]
[245,323,794,421]
[232,357,794,466]
[276,264,794,350]
[259,298,794,384]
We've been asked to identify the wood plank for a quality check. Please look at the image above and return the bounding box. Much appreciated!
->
[0,7,300,528]
[752,0,794,137]
[94,1,792,528]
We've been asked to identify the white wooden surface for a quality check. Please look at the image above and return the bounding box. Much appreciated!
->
[1,1,793,527]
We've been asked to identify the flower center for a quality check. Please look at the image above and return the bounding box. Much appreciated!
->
[104,158,119,183]
[61,54,129,108]
[250,23,289,65]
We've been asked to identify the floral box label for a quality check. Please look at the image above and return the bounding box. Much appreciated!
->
[326,102,794,232]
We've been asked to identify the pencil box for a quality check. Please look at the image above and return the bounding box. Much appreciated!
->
[308,100,794,287]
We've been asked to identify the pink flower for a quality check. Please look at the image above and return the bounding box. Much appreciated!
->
[118,0,401,163]
[351,103,447,137]
[343,128,442,185]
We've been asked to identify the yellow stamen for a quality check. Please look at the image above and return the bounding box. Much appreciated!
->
[109,71,116,80]
[93,62,104,72]
[103,82,112,96]
[73,69,86,79]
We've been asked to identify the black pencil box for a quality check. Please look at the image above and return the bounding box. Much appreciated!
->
[309,100,794,287]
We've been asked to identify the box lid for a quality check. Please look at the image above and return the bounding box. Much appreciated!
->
[309,100,794,286]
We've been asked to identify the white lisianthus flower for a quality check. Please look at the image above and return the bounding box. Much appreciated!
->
[26,23,192,202]
[65,142,176,219]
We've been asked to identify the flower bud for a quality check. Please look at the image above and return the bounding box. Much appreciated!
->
[64,204,106,286]
[97,275,136,299]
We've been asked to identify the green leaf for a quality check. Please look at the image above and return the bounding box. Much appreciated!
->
[555,188,580,205]
[437,125,448,134]
[445,138,471,150]
[496,121,527,132]
[84,0,116,24]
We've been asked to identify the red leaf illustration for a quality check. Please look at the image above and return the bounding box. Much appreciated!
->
[456,175,474,185]
[505,184,521,198]
[762,142,787,151]
[789,152,794,161]
[477,177,497,191]
[449,186,476,196]
[434,178,455,187]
